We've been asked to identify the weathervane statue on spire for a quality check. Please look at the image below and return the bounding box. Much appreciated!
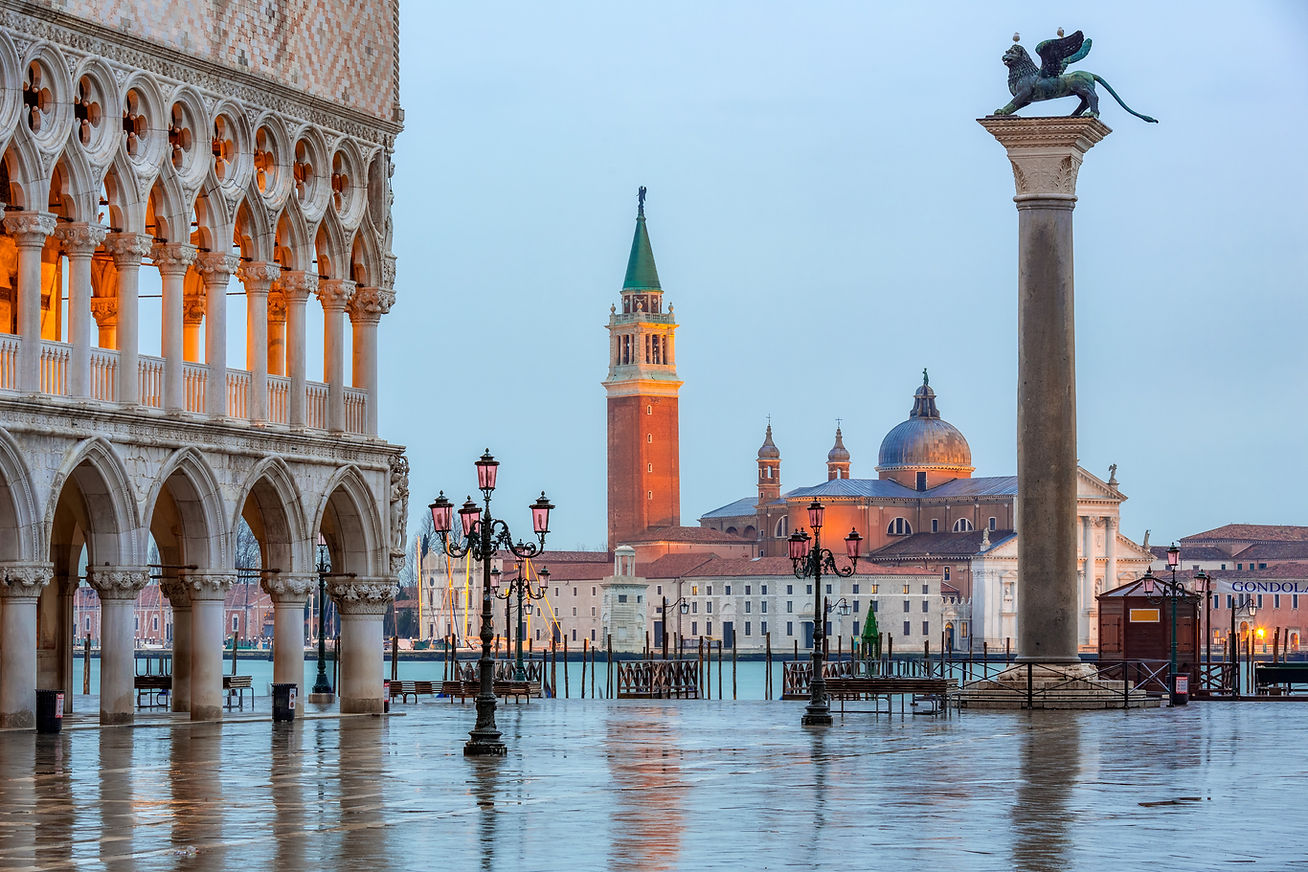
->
[991,29,1157,122]
[637,185,647,216]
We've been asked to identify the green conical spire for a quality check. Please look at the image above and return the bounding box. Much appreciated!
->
[622,186,662,292]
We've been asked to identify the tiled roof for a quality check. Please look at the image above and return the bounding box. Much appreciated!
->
[786,479,918,499]
[1174,563,1308,581]
[533,562,613,582]
[700,497,759,519]
[623,526,752,544]
[1234,542,1308,560]
[924,476,1019,498]
[1182,524,1308,543]
[1153,545,1231,561]
[498,549,611,564]
[867,530,1016,559]
[642,554,716,579]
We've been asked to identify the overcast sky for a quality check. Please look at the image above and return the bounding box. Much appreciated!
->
[384,2,1308,554]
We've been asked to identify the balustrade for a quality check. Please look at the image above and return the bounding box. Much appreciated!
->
[0,337,16,390]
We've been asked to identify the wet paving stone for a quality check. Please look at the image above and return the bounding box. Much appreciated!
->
[0,700,1304,870]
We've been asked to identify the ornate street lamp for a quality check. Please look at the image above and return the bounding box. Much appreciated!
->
[1141,543,1187,705]
[429,451,553,756]
[492,563,550,681]
[1194,569,1213,691]
[787,499,862,727]
[311,534,334,698]
[659,595,692,660]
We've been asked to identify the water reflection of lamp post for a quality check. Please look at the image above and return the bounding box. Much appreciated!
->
[787,499,862,727]
[429,451,554,757]
[491,564,550,681]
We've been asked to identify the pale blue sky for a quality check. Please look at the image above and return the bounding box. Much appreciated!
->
[384,1,1308,552]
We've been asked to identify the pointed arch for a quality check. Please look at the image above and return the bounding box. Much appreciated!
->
[312,465,383,577]
[193,178,235,252]
[141,447,227,570]
[146,169,191,245]
[232,456,308,574]
[45,437,142,567]
[49,144,100,224]
[234,194,275,263]
[0,426,42,562]
[314,209,347,279]
[1,131,47,210]
[348,219,380,288]
[103,154,150,233]
[274,196,313,270]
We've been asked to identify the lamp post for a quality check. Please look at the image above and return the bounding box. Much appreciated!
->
[659,595,692,660]
[1231,593,1257,697]
[492,563,550,681]
[1195,569,1213,692]
[1141,543,1187,705]
[311,534,334,698]
[787,499,862,727]
[429,450,553,757]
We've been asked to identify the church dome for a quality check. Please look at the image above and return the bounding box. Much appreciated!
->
[827,427,850,463]
[876,372,973,474]
[757,424,780,460]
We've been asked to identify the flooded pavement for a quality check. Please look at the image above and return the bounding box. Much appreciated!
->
[0,700,1303,871]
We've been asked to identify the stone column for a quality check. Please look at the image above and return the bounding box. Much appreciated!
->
[0,563,52,728]
[104,233,152,406]
[316,279,355,433]
[980,116,1110,664]
[86,566,149,725]
[268,289,287,376]
[262,573,315,693]
[182,571,235,721]
[1080,515,1095,647]
[54,223,107,399]
[1105,516,1118,593]
[90,297,117,349]
[329,577,397,714]
[182,281,205,362]
[195,253,240,419]
[347,286,394,436]
[239,262,279,424]
[280,272,316,428]
[159,576,192,712]
[151,243,197,413]
[2,212,56,393]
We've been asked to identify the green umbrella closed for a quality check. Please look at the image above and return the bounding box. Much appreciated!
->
[861,605,880,660]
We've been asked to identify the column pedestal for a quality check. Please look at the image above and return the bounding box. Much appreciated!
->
[182,571,236,721]
[329,577,397,714]
[87,567,150,725]
[262,573,315,694]
[0,564,52,728]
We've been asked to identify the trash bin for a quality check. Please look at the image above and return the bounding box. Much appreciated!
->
[36,689,63,734]
[383,680,391,713]
[271,683,297,722]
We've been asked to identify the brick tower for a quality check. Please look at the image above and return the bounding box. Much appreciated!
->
[605,188,682,550]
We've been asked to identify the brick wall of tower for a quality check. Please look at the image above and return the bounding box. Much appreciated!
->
[607,395,680,550]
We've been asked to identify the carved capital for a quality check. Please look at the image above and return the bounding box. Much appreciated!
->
[1,562,53,598]
[159,577,191,609]
[267,290,288,322]
[316,278,355,311]
[238,261,281,292]
[978,117,1111,201]
[195,251,241,283]
[90,296,118,326]
[181,570,237,602]
[104,232,153,266]
[183,291,206,323]
[151,242,198,276]
[260,572,316,603]
[347,285,395,321]
[2,211,56,248]
[87,566,151,600]
[328,577,397,616]
[382,253,397,288]
[54,222,108,257]
[279,270,317,303]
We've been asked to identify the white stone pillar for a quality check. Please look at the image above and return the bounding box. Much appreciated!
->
[183,571,235,722]
[239,262,279,424]
[268,290,287,377]
[151,243,197,413]
[1105,516,1118,592]
[182,281,205,362]
[195,253,239,419]
[2,212,56,393]
[104,233,152,406]
[159,577,192,712]
[329,577,396,714]
[87,566,149,725]
[262,573,314,692]
[1081,515,1095,647]
[54,223,107,399]
[316,279,355,433]
[90,297,118,350]
[347,286,394,437]
[980,116,1110,664]
[280,272,316,428]
[0,563,52,728]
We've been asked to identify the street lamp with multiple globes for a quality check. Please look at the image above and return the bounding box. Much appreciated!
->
[1194,568,1214,690]
[659,595,692,660]
[786,499,862,727]
[491,564,550,681]
[429,450,554,757]
[1141,542,1188,705]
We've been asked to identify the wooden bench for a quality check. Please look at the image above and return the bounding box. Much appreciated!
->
[224,675,254,711]
[825,677,953,714]
[388,680,439,703]
[439,680,541,703]
[1254,664,1308,695]
[135,674,172,708]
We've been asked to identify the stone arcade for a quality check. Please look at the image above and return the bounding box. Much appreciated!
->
[0,0,404,725]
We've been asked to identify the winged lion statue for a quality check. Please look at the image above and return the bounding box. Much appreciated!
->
[992,30,1157,123]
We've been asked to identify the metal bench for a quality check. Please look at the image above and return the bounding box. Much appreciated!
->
[389,680,439,703]
[134,674,171,708]
[825,677,952,714]
[1254,664,1308,695]
[439,680,541,703]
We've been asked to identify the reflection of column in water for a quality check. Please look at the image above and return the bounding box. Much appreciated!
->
[605,711,687,872]
[98,730,138,872]
[34,734,73,866]
[1010,716,1079,872]
[270,722,305,870]
[168,723,227,871]
[337,719,391,869]
[0,733,36,862]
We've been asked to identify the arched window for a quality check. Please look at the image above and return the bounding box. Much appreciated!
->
[953,518,974,532]
[726,526,738,536]
[887,517,912,536]
[775,516,789,538]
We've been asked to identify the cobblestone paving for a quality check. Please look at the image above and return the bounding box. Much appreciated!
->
[0,700,1303,870]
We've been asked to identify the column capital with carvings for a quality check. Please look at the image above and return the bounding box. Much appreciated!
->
[180,570,237,602]
[977,116,1111,202]
[151,242,198,277]
[195,251,241,282]
[347,286,395,323]
[104,232,154,266]
[1,562,53,599]
[268,290,288,322]
[2,211,56,248]
[87,566,151,600]
[90,297,118,327]
[159,576,192,609]
[183,290,206,323]
[238,261,281,293]
[329,577,398,616]
[316,278,356,312]
[279,270,318,303]
[260,571,316,604]
[54,222,108,257]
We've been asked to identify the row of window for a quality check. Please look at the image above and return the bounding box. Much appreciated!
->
[657,619,936,640]
[1218,594,1301,610]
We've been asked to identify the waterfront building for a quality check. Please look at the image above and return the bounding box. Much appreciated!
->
[0,0,404,726]
[1154,524,1308,573]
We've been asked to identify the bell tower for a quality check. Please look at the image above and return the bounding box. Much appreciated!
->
[605,188,682,550]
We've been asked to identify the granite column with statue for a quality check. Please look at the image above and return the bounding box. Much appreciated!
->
[979,116,1110,663]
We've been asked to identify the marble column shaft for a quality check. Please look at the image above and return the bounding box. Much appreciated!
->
[182,570,236,721]
[105,233,153,405]
[0,563,53,728]
[347,286,394,437]
[317,278,355,433]
[262,573,315,692]
[280,272,316,428]
[160,577,193,712]
[87,566,150,725]
[330,577,397,714]
[1105,516,1118,593]
[54,223,107,399]
[980,116,1110,664]
[152,243,197,413]
[3,212,56,393]
[239,262,279,423]
[268,291,287,377]
[196,253,240,418]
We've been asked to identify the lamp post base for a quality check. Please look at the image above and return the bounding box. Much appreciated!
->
[801,706,833,727]
[307,692,335,704]
[464,734,507,757]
